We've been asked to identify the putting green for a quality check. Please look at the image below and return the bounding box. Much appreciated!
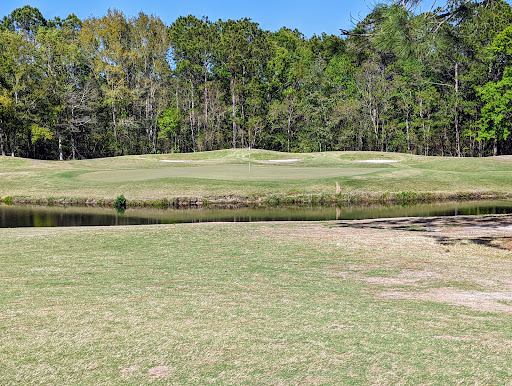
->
[79,165,386,182]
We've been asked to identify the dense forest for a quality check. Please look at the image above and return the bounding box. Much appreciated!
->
[0,0,512,160]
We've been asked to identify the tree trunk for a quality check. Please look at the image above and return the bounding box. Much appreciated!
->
[381,122,385,152]
[454,61,461,157]
[241,65,246,148]
[493,139,498,156]
[287,112,292,153]
[204,67,208,134]
[0,127,5,156]
[71,135,76,160]
[59,135,64,161]
[231,75,237,148]
[405,114,410,152]
[112,105,118,143]
[190,83,196,151]
[152,122,157,154]
[110,81,118,143]
[371,108,379,150]
[419,97,428,156]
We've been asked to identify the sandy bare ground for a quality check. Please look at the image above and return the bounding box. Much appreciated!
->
[355,159,399,163]
[261,159,301,163]
[288,214,512,314]
[339,214,512,312]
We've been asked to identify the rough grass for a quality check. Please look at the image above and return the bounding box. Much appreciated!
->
[2,219,512,384]
[2,150,512,202]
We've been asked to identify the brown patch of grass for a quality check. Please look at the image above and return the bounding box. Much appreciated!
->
[379,288,512,313]
[120,365,139,374]
[148,365,174,378]
[329,215,512,313]
[363,270,442,286]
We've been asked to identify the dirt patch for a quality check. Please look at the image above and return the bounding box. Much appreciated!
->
[363,270,442,286]
[380,287,512,313]
[120,365,139,374]
[148,365,174,378]
[432,334,473,342]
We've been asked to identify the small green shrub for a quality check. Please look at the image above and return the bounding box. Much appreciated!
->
[114,195,127,211]
[265,195,281,206]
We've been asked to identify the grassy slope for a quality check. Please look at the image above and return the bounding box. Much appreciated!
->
[2,221,512,384]
[1,150,512,201]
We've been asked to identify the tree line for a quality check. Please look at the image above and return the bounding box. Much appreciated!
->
[1,1,512,160]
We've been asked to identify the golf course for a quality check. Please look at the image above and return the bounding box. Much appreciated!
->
[3,0,512,381]
[2,149,512,204]
[2,150,512,384]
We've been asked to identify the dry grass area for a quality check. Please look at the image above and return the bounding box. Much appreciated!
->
[334,214,512,314]
[2,216,512,383]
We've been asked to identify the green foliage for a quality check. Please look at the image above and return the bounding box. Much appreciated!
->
[0,2,512,158]
[476,26,512,147]
[1,5,47,34]
[1,195,13,204]
[113,194,127,211]
[477,69,512,143]
[30,124,53,143]
[157,108,180,140]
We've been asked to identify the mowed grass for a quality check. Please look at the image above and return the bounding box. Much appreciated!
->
[80,165,383,182]
[2,220,512,384]
[2,149,512,200]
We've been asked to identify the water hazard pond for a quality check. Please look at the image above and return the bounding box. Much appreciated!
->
[2,200,512,228]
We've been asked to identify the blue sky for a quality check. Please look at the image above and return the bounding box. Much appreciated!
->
[0,1,504,38]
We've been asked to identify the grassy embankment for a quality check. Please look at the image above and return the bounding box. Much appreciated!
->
[2,149,512,206]
[2,220,512,383]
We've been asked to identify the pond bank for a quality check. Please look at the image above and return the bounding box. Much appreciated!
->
[1,191,511,209]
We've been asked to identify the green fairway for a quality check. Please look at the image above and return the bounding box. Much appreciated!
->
[2,220,512,383]
[2,149,512,202]
[80,165,385,182]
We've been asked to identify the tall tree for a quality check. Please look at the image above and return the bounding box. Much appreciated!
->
[132,12,171,153]
[0,29,38,157]
[79,9,134,154]
[1,5,47,36]
[216,18,269,148]
[476,25,512,155]
[169,16,218,151]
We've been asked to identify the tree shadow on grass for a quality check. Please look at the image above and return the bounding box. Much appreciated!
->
[432,235,512,251]
[335,214,512,251]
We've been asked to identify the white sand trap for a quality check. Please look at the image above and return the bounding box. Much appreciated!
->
[356,160,399,164]
[160,160,190,163]
[266,159,301,163]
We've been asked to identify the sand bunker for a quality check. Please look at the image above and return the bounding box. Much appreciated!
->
[355,160,399,164]
[266,159,301,163]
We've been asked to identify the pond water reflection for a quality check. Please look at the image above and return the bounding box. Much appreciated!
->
[1,200,512,228]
